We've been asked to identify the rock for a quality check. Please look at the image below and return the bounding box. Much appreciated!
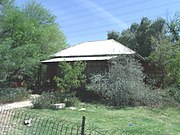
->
[51,103,65,109]
[79,108,86,111]
[69,107,77,110]
[80,103,86,107]
[30,94,40,100]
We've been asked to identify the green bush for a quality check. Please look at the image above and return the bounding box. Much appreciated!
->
[65,97,80,107]
[88,56,161,107]
[163,86,180,104]
[0,87,29,103]
[32,91,55,109]
[169,87,180,103]
[32,91,80,109]
[54,61,86,93]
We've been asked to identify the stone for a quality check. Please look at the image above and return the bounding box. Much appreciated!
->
[79,108,86,111]
[51,103,65,109]
[69,107,77,110]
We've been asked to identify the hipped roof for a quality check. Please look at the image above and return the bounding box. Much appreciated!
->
[42,39,140,63]
[53,39,135,57]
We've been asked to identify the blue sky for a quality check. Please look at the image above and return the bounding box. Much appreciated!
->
[15,0,180,45]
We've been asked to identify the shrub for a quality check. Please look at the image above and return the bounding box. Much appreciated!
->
[65,97,80,107]
[54,61,86,93]
[163,86,180,104]
[32,91,55,109]
[0,87,29,104]
[88,55,161,107]
[32,91,80,109]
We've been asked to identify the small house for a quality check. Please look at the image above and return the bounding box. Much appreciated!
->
[41,39,143,86]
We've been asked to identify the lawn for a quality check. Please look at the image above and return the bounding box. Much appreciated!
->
[22,104,180,135]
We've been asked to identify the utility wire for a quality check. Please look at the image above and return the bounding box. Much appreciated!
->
[59,0,179,23]
[60,1,179,29]
[64,12,175,39]
[51,0,120,15]
[59,0,153,21]
[61,0,121,10]
[64,12,169,34]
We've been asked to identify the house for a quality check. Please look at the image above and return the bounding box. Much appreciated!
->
[41,39,147,100]
[41,39,143,88]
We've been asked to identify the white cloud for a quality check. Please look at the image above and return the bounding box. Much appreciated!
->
[74,0,128,29]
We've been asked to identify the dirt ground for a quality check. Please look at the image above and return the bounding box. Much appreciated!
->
[0,94,40,134]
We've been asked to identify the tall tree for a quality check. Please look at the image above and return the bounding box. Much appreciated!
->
[107,17,165,57]
[0,1,66,87]
[166,12,180,42]
[149,12,180,87]
[23,0,56,25]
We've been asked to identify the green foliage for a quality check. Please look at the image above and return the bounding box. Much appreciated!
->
[0,87,29,103]
[33,61,85,109]
[32,91,55,109]
[165,86,180,103]
[88,55,161,107]
[23,0,56,24]
[0,0,66,87]
[108,17,165,57]
[149,36,180,86]
[108,14,179,99]
[166,12,180,42]
[160,86,180,107]
[54,61,86,92]
[64,97,80,107]
[32,91,80,109]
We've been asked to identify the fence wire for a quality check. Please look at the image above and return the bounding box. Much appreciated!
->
[0,108,122,135]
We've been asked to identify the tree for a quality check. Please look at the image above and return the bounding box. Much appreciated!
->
[54,61,86,93]
[166,12,180,42]
[0,0,14,7]
[0,1,66,87]
[88,56,159,107]
[107,17,165,57]
[23,0,56,25]
[149,12,180,87]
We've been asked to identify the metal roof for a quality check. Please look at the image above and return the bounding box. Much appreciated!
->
[53,39,135,57]
[41,56,117,63]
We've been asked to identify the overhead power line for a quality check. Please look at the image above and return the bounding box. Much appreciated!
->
[59,1,179,30]
[64,12,169,34]
[59,0,179,24]
[63,11,175,39]
[47,0,179,43]
[51,0,120,15]
[59,0,154,22]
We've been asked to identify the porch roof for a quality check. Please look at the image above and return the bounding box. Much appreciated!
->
[41,56,117,63]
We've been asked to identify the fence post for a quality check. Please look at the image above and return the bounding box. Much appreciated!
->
[81,116,85,135]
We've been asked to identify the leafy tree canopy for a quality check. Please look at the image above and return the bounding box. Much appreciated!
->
[166,12,180,42]
[107,17,165,57]
[149,12,180,87]
[54,61,86,93]
[0,0,66,87]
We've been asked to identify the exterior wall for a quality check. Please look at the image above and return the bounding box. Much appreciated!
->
[141,61,161,86]
[47,63,59,88]
[85,60,108,79]
[44,59,159,100]
[44,60,109,89]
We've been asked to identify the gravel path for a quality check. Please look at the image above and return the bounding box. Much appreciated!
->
[0,94,39,110]
[0,100,33,110]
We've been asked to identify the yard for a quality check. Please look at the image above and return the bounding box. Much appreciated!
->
[21,104,180,135]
